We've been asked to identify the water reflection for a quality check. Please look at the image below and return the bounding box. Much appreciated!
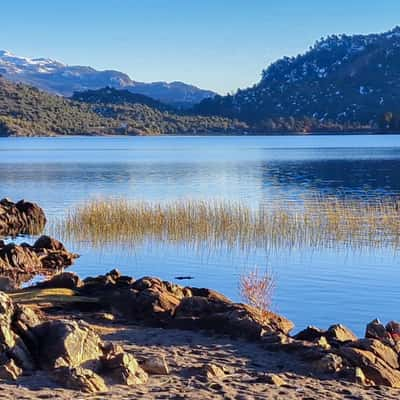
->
[1,135,400,335]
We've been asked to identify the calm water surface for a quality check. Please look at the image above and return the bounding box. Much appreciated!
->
[1,135,400,335]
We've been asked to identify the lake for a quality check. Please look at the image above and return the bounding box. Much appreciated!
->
[1,134,400,335]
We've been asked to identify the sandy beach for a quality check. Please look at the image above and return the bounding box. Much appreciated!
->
[0,313,398,400]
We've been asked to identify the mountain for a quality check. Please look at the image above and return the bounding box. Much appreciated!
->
[0,50,216,106]
[0,77,245,137]
[196,27,400,131]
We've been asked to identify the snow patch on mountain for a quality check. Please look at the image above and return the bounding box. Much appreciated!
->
[0,50,215,105]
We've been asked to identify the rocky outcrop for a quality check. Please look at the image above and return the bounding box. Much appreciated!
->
[42,270,293,340]
[0,291,151,393]
[7,267,400,391]
[265,319,400,388]
[0,198,46,237]
[0,236,78,286]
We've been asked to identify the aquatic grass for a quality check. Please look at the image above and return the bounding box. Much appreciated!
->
[50,197,400,251]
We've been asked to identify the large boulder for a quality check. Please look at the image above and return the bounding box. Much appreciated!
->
[34,320,103,370]
[0,198,46,237]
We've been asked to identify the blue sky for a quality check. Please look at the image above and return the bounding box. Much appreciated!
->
[3,1,400,93]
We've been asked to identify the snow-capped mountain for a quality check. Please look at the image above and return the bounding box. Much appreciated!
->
[196,27,400,128]
[0,50,215,106]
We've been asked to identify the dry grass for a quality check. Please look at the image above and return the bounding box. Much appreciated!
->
[50,197,400,250]
[239,267,274,315]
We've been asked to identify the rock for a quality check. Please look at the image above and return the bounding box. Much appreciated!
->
[0,292,35,370]
[101,349,148,385]
[77,270,293,341]
[348,338,399,369]
[0,276,16,291]
[141,356,169,375]
[53,366,107,393]
[189,287,230,303]
[294,326,326,342]
[174,295,229,317]
[35,320,103,370]
[327,324,357,343]
[264,373,286,386]
[0,359,22,381]
[340,346,400,387]
[202,363,225,380]
[37,272,83,290]
[174,300,293,340]
[386,321,400,343]
[365,319,393,345]
[312,353,343,373]
[0,237,78,286]
[315,336,331,350]
[355,366,368,385]
[33,236,66,252]
[261,332,293,350]
[12,304,43,356]
[283,339,328,361]
[0,199,46,237]
[94,312,115,322]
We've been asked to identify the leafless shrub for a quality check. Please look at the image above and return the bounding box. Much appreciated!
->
[239,266,275,316]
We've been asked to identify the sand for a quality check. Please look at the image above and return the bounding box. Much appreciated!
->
[0,315,398,400]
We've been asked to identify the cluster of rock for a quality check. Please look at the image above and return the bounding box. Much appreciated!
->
[34,270,400,389]
[0,198,46,237]
[0,290,170,393]
[262,320,400,388]
[39,269,293,340]
[0,236,78,287]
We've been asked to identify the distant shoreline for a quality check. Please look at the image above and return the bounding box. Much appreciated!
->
[2,130,400,138]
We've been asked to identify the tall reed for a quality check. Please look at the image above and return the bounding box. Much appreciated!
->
[51,197,400,250]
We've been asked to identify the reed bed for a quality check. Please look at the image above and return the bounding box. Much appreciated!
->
[50,197,400,250]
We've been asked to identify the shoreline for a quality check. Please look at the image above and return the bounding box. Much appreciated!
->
[2,130,400,138]
[2,202,400,397]
[1,267,400,398]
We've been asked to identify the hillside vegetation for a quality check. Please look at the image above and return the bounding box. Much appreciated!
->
[196,27,400,132]
[0,78,246,136]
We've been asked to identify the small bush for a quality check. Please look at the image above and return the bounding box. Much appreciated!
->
[239,266,274,316]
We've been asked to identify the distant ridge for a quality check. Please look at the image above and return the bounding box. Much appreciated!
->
[0,50,216,106]
[196,27,400,131]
